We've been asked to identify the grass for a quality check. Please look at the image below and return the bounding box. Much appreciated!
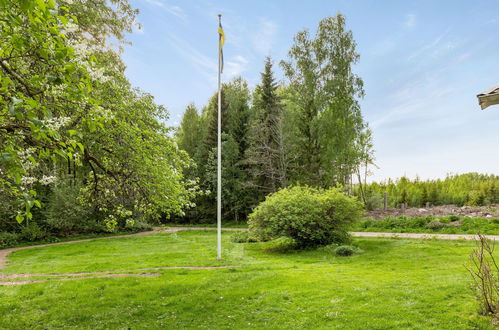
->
[0,228,154,250]
[0,230,496,329]
[166,221,249,228]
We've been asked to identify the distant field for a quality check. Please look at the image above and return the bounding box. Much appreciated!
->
[0,230,495,329]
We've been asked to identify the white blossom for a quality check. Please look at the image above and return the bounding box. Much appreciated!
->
[21,176,38,186]
[39,175,57,185]
[43,116,71,131]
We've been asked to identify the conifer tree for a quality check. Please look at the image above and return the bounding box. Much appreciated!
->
[246,57,288,198]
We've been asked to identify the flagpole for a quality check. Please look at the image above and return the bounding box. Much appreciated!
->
[217,13,222,259]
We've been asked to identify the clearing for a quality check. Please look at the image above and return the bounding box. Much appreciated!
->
[0,230,495,329]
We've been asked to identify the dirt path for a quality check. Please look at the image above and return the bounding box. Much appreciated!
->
[0,273,160,286]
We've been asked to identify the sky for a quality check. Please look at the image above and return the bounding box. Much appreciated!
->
[123,0,499,182]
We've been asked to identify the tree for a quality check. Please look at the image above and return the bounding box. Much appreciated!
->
[0,0,103,222]
[281,14,370,187]
[176,77,254,223]
[246,57,288,198]
[1,0,196,231]
[176,103,202,179]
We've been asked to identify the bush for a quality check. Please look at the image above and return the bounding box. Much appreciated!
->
[128,220,153,232]
[231,231,258,243]
[334,245,357,256]
[262,237,298,252]
[364,192,384,211]
[466,234,499,319]
[248,186,364,247]
[231,231,248,243]
[43,183,102,234]
[426,219,447,230]
[20,222,46,241]
[0,232,21,248]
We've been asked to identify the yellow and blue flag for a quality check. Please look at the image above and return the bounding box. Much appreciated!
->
[218,19,225,73]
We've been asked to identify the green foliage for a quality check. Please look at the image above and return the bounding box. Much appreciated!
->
[178,78,254,223]
[426,219,447,231]
[248,186,364,247]
[280,14,372,186]
[43,182,100,234]
[355,216,499,235]
[0,232,21,249]
[246,57,288,198]
[364,192,384,211]
[261,236,298,252]
[334,245,357,256]
[128,220,153,232]
[230,231,255,243]
[357,173,499,208]
[0,0,102,221]
[20,222,47,242]
[175,14,373,224]
[1,0,195,236]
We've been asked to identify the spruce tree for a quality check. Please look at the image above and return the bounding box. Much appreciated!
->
[246,57,287,198]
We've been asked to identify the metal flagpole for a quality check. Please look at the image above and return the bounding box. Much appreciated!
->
[217,14,222,259]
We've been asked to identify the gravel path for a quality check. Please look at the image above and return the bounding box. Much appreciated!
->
[350,232,499,241]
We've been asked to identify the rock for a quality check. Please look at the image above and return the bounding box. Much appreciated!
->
[418,208,427,213]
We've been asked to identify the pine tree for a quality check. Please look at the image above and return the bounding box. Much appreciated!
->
[246,57,288,198]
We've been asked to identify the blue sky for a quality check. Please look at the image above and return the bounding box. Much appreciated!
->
[124,0,499,182]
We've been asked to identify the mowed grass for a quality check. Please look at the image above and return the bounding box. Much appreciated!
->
[0,231,495,329]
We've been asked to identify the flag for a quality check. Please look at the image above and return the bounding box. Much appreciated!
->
[218,20,225,73]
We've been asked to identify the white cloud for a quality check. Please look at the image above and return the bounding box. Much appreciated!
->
[143,0,188,23]
[407,28,451,61]
[224,55,249,79]
[165,32,217,81]
[252,18,278,55]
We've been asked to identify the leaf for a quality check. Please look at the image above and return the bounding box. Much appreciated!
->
[16,213,24,224]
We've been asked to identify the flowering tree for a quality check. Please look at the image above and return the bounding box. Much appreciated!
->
[1,0,195,229]
[0,0,104,222]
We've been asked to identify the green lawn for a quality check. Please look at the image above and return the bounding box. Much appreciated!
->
[0,230,495,329]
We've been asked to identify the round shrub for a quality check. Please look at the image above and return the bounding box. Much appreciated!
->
[334,245,357,256]
[248,186,364,247]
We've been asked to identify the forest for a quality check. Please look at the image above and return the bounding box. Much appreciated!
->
[357,173,499,210]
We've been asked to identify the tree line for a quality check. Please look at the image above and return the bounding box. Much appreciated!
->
[356,173,499,210]
[175,14,374,223]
